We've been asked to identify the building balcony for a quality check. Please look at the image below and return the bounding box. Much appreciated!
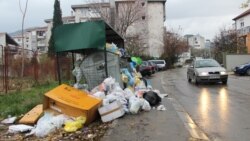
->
[37,35,46,39]
[237,26,250,36]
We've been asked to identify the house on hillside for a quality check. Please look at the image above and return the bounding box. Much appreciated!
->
[233,8,250,53]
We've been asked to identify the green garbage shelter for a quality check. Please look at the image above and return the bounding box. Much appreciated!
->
[53,20,124,84]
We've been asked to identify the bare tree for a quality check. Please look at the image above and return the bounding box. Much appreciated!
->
[19,0,29,77]
[125,35,146,56]
[213,27,247,63]
[88,0,143,37]
[161,29,188,67]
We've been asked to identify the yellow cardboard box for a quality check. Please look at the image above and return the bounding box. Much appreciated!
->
[43,84,102,125]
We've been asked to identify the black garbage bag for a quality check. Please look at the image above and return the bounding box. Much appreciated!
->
[143,91,161,106]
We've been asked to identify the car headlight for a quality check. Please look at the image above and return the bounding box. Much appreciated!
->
[220,71,227,75]
[199,72,208,76]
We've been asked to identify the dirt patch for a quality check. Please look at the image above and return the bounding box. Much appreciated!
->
[0,120,112,141]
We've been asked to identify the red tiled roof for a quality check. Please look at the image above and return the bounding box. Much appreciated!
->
[233,8,250,21]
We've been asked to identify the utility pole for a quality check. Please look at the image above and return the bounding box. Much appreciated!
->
[110,0,115,28]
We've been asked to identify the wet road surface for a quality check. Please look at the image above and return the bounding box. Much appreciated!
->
[162,68,250,141]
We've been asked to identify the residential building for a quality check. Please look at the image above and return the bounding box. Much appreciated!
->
[71,0,166,58]
[11,26,47,58]
[185,34,205,49]
[0,33,19,64]
[233,8,250,53]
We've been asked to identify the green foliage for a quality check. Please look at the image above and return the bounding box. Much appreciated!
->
[0,82,57,118]
[48,0,63,58]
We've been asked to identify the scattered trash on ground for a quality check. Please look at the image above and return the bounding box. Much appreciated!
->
[1,116,17,124]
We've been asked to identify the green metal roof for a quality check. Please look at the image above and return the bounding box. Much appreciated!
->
[54,20,124,53]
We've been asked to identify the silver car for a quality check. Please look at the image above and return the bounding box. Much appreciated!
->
[187,59,228,84]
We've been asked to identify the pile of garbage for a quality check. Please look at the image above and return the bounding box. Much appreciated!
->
[0,76,167,140]
[91,76,167,122]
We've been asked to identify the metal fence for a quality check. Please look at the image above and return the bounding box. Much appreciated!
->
[0,46,122,93]
[0,46,73,94]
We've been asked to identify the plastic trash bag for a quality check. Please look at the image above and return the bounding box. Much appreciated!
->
[35,113,71,137]
[1,116,17,124]
[93,91,106,100]
[102,98,110,106]
[103,77,116,91]
[141,99,151,111]
[124,88,134,99]
[8,124,34,133]
[129,96,142,114]
[143,91,161,106]
[64,116,86,132]
[157,105,166,111]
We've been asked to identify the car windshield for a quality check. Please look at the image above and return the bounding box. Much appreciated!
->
[142,61,149,66]
[153,61,164,64]
[195,59,220,68]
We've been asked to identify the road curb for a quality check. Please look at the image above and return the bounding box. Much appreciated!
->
[160,73,210,141]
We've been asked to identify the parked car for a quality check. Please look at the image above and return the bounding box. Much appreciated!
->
[148,61,158,72]
[140,62,153,77]
[187,58,228,85]
[234,62,250,76]
[148,60,166,70]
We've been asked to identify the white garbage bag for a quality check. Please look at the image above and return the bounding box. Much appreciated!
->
[124,88,134,99]
[129,96,142,114]
[8,124,34,133]
[141,99,151,111]
[93,91,106,100]
[34,113,71,137]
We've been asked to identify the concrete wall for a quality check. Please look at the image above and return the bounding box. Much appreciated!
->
[147,2,164,58]
[225,54,250,71]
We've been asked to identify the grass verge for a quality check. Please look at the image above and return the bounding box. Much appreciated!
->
[0,82,58,119]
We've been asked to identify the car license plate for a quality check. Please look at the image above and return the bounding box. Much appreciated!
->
[209,75,219,79]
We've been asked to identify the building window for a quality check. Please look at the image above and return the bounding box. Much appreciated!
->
[141,2,145,6]
[240,22,244,28]
[142,16,145,20]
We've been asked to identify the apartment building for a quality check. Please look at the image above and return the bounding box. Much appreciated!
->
[71,0,166,58]
[233,8,250,53]
[185,34,205,49]
[11,26,47,58]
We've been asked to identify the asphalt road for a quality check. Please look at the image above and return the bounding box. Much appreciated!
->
[162,68,250,141]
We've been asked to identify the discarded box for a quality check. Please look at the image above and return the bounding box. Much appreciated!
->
[98,101,125,122]
[19,104,43,124]
[43,84,102,125]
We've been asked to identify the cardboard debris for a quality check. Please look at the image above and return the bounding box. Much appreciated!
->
[43,84,102,125]
[19,104,43,125]
[98,101,125,122]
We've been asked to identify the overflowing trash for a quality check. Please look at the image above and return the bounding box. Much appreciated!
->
[0,57,168,140]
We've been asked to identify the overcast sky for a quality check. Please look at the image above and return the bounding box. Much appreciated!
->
[166,0,247,40]
[0,0,248,40]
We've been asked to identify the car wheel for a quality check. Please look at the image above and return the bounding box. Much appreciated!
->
[194,76,199,85]
[247,69,250,76]
[188,75,191,82]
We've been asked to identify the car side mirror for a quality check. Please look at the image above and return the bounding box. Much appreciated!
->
[221,64,224,67]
